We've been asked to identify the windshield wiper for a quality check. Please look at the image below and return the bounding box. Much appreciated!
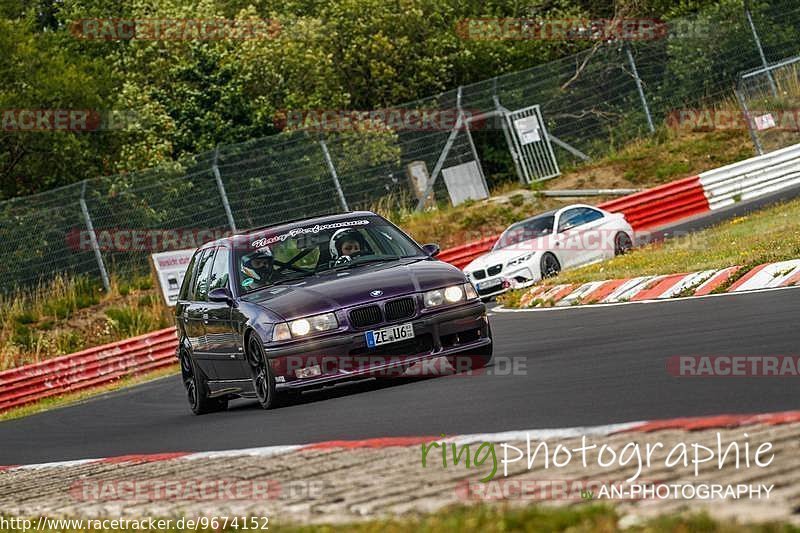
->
[316,255,402,274]
[269,272,315,286]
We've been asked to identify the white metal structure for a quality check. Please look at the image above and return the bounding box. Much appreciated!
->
[504,104,560,183]
[699,142,800,210]
[463,204,634,300]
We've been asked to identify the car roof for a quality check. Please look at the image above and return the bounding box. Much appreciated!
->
[200,210,379,250]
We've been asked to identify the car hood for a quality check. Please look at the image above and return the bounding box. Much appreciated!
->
[240,258,466,320]
[464,242,543,272]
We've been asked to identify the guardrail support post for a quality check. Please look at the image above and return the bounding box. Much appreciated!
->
[212,147,237,233]
[319,138,349,212]
[625,45,655,134]
[79,181,111,292]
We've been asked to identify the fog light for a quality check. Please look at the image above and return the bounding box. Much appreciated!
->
[295,365,321,379]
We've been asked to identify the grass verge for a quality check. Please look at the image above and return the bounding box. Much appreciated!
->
[0,365,178,423]
[0,274,170,371]
[0,506,797,532]
[499,196,800,306]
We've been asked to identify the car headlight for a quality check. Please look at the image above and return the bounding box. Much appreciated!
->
[424,283,478,308]
[508,253,533,267]
[272,312,338,341]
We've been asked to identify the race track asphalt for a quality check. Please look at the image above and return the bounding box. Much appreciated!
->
[1,287,797,465]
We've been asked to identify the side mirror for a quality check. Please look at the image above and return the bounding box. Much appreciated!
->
[208,287,233,305]
[422,243,440,257]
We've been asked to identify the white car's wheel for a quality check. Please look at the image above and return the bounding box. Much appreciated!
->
[540,253,561,278]
[614,232,633,256]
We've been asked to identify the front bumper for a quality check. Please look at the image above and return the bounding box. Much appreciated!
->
[472,267,537,299]
[264,301,491,390]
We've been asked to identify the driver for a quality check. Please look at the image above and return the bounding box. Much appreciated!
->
[329,228,369,259]
[241,248,273,282]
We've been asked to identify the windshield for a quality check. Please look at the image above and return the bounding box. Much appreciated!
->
[234,216,423,293]
[493,215,554,250]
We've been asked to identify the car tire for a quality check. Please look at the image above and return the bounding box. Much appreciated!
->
[246,334,279,410]
[540,253,561,278]
[614,232,633,256]
[180,349,228,415]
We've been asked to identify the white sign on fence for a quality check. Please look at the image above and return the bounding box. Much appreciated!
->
[151,248,196,306]
[754,113,776,131]
[442,161,489,206]
[513,115,541,145]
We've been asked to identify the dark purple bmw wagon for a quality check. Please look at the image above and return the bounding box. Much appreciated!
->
[176,211,492,414]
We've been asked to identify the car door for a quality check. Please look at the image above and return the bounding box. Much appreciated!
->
[554,208,585,269]
[205,245,248,379]
[570,207,608,265]
[187,247,217,378]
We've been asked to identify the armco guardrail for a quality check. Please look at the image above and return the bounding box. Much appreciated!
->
[436,236,499,270]
[699,143,800,210]
[596,175,710,230]
[0,327,178,412]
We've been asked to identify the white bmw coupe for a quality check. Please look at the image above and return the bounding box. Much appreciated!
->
[464,204,634,300]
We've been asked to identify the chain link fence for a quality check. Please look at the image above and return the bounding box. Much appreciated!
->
[738,55,800,154]
[2,0,800,292]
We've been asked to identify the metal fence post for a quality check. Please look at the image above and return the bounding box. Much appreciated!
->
[415,86,464,211]
[319,137,349,211]
[625,45,655,133]
[744,0,778,97]
[458,86,487,186]
[212,146,237,233]
[79,181,110,292]
[735,88,764,155]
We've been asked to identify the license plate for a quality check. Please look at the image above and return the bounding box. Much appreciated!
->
[365,323,414,347]
[477,278,501,291]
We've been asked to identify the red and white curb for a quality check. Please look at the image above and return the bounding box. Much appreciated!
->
[3,411,799,473]
[512,259,800,308]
